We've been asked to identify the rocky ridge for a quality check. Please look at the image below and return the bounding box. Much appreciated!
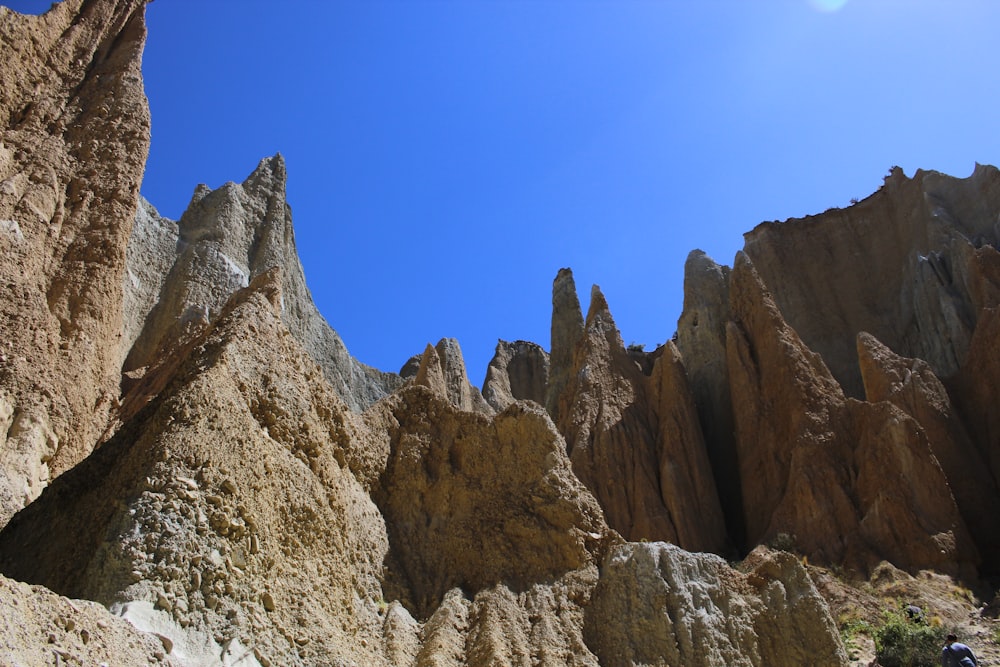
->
[1,2,999,666]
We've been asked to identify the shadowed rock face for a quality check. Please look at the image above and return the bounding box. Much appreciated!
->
[482,339,549,411]
[857,332,1000,567]
[726,252,975,576]
[742,165,1000,398]
[0,0,150,525]
[545,278,728,553]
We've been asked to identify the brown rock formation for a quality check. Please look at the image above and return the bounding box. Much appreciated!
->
[951,306,1000,505]
[481,339,549,411]
[0,270,397,665]
[550,277,727,552]
[675,249,742,544]
[857,331,1000,565]
[727,252,975,575]
[546,267,585,421]
[412,337,493,414]
[0,573,177,666]
[0,0,149,523]
[373,386,606,617]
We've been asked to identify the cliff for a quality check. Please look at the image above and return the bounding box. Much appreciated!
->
[0,2,998,666]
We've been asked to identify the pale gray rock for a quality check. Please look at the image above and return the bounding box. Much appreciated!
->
[123,155,402,411]
[121,197,179,364]
[585,542,847,667]
[742,165,1000,397]
[481,339,549,411]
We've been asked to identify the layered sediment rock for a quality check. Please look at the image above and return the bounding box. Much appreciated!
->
[0,271,393,665]
[0,0,150,524]
[6,1,1000,664]
[547,277,727,553]
[726,252,975,575]
[741,165,1000,397]
[412,338,492,414]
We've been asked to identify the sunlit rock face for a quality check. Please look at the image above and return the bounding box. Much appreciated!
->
[122,155,403,414]
[0,0,150,525]
[6,1,1000,665]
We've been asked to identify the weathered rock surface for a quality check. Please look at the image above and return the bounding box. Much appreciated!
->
[0,573,177,666]
[7,1,1000,665]
[122,155,402,412]
[0,271,393,666]
[412,337,493,414]
[726,252,975,575]
[549,277,727,553]
[373,384,607,617]
[482,339,549,411]
[742,165,1000,398]
[585,543,847,667]
[857,331,1000,566]
[675,250,743,544]
[0,0,149,524]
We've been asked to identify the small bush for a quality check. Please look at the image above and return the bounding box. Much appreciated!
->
[873,611,945,667]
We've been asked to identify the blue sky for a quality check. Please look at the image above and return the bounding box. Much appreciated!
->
[7,1,1000,384]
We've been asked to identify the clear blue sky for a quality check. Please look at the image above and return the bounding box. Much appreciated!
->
[7,1,1000,384]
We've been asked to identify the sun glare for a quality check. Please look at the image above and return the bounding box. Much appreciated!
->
[808,0,849,12]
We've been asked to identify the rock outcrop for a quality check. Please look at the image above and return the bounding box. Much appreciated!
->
[412,337,493,414]
[0,573,177,666]
[0,0,150,524]
[122,155,402,412]
[585,543,847,667]
[0,271,393,665]
[741,165,1000,397]
[481,339,549,411]
[726,252,975,575]
[6,1,1000,664]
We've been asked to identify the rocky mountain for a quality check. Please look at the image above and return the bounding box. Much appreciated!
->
[1,1,999,666]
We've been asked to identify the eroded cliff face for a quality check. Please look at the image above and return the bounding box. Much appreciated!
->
[122,155,403,413]
[0,0,149,525]
[3,2,1000,666]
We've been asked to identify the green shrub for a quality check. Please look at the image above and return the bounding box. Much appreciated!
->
[873,611,945,667]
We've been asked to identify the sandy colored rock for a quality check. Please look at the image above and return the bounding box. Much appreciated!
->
[373,385,607,617]
[857,331,1000,566]
[585,542,847,667]
[742,165,1000,397]
[0,271,393,666]
[727,252,975,575]
[546,267,585,421]
[482,339,549,412]
[0,573,177,666]
[0,0,150,524]
[413,337,492,414]
[122,155,402,413]
[675,249,743,545]
[551,278,726,551]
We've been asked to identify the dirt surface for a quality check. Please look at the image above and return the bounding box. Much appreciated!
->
[810,561,1000,666]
